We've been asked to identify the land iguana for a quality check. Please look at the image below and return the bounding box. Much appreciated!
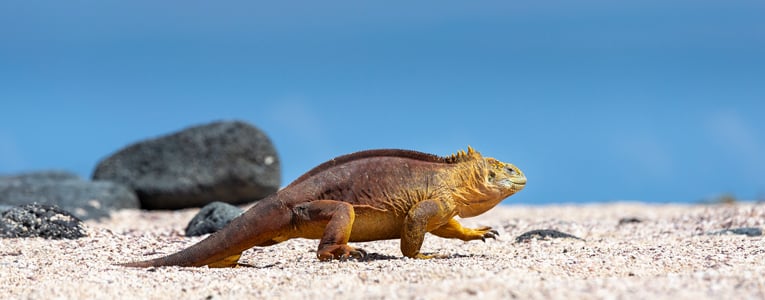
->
[120,147,526,268]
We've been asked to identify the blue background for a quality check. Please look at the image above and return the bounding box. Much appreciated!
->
[2,1,763,204]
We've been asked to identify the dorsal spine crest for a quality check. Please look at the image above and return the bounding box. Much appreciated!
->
[446,146,480,163]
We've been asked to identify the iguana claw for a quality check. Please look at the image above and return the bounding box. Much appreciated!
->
[341,248,367,261]
[481,229,499,242]
[317,244,367,261]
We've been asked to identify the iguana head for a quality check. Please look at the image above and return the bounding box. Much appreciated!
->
[485,158,526,195]
[453,148,526,218]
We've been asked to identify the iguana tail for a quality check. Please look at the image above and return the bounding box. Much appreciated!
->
[119,198,292,268]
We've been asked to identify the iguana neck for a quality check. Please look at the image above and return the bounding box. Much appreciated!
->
[438,149,517,218]
[441,155,496,217]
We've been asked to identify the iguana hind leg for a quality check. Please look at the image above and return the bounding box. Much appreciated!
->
[293,200,366,261]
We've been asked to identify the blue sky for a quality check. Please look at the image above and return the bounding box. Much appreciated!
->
[1,1,764,204]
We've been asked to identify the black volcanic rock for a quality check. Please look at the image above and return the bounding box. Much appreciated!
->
[0,171,139,220]
[0,203,86,239]
[92,121,281,210]
[185,201,244,237]
[515,229,584,243]
[707,227,762,237]
[618,217,643,225]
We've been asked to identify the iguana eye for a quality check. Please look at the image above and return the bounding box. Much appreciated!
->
[488,171,496,181]
[505,166,516,175]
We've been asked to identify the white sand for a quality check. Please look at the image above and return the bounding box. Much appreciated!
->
[2,202,764,299]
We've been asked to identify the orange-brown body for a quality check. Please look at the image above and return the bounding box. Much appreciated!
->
[121,147,526,267]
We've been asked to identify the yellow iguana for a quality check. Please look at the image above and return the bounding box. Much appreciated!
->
[121,147,526,267]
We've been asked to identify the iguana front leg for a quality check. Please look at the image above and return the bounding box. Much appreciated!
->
[430,218,498,241]
[293,200,366,261]
[401,198,455,259]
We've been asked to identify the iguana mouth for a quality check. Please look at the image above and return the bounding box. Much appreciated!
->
[498,177,526,188]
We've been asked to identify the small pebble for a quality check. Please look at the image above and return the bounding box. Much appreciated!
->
[706,227,762,237]
[515,229,583,243]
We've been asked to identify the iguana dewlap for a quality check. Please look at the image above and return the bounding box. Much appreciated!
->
[121,147,526,267]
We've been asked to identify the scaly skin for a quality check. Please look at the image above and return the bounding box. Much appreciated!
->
[120,147,526,267]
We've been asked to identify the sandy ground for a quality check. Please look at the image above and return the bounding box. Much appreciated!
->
[2,202,764,300]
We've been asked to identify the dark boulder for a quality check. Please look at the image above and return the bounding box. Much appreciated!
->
[0,171,139,220]
[92,121,281,210]
[185,201,244,237]
[0,203,86,239]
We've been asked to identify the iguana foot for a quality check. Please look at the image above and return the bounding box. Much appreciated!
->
[206,253,243,268]
[317,244,367,261]
[429,221,500,242]
[464,226,499,242]
[476,227,499,242]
